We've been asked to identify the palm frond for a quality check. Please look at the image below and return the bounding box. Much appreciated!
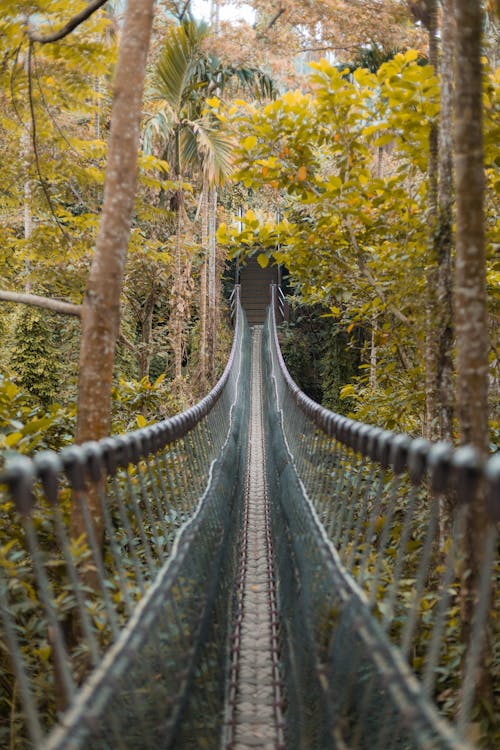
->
[150,20,209,115]
[187,119,234,185]
[142,110,175,156]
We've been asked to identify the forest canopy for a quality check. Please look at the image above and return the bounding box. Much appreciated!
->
[0,0,498,455]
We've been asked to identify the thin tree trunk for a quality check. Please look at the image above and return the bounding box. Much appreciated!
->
[94,76,101,139]
[425,0,440,441]
[207,184,217,383]
[171,121,185,383]
[437,0,455,441]
[370,313,378,390]
[22,59,32,294]
[199,183,209,385]
[138,288,156,379]
[73,0,155,537]
[173,193,184,381]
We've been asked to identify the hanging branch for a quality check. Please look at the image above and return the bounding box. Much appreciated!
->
[178,1,191,23]
[28,0,109,44]
[267,7,286,29]
[9,44,25,128]
[27,42,71,242]
[32,47,77,157]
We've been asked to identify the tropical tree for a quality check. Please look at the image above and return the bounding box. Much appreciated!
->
[24,0,156,534]
[218,49,498,437]
[145,20,232,381]
[145,19,275,382]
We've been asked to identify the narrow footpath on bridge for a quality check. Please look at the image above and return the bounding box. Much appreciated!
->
[224,326,284,750]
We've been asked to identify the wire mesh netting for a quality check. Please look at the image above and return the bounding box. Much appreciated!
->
[263,287,498,750]
[0,296,250,749]
[1,285,498,750]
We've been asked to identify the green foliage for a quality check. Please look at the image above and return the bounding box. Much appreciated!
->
[278,307,362,411]
[11,307,61,407]
[218,52,499,433]
[0,374,75,464]
[111,373,189,433]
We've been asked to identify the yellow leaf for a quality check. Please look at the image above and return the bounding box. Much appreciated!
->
[5,432,22,447]
[347,323,355,334]
[243,135,257,150]
[340,384,355,400]
[206,96,220,108]
[136,414,147,428]
[257,253,269,268]
[36,645,51,662]
[297,165,307,181]
[405,49,419,62]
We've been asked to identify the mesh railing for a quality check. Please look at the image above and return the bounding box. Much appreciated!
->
[263,285,498,750]
[0,289,250,749]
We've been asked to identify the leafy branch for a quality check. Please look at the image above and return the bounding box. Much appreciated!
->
[27,0,109,44]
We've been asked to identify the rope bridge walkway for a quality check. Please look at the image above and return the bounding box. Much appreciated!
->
[0,287,498,749]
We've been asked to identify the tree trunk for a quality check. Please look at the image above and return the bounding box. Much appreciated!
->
[370,313,378,390]
[138,288,156,380]
[437,0,455,441]
[171,122,185,383]
[172,190,184,381]
[454,2,489,455]
[22,64,32,294]
[94,75,101,140]
[453,0,493,719]
[73,0,155,536]
[425,0,440,441]
[207,184,218,383]
[199,183,209,385]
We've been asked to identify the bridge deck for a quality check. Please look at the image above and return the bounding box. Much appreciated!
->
[225,327,283,749]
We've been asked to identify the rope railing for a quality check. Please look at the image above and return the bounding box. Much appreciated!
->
[264,284,498,750]
[0,288,250,749]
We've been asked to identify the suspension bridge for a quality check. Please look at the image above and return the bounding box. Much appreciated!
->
[0,286,498,750]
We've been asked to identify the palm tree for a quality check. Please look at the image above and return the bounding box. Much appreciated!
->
[144,20,275,382]
[144,20,229,381]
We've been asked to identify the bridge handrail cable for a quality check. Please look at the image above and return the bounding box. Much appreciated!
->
[0,287,249,748]
[267,283,498,746]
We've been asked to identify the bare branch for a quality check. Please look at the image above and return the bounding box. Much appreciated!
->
[118,333,137,352]
[27,43,70,242]
[178,1,191,23]
[267,7,286,30]
[0,290,82,317]
[28,0,109,43]
[299,44,362,53]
